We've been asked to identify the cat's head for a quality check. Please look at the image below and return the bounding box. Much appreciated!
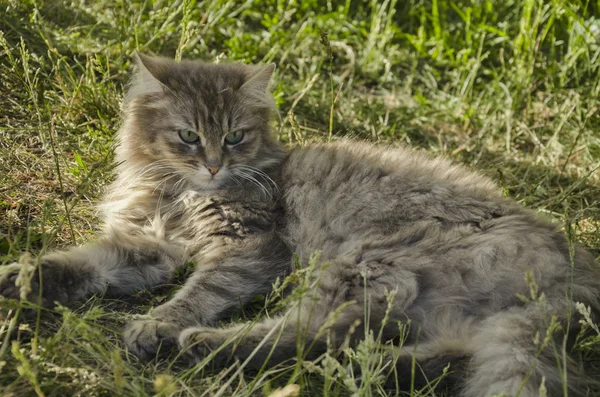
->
[118,53,284,192]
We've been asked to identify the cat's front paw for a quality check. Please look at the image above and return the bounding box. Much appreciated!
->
[178,326,233,367]
[124,319,180,360]
[0,255,81,307]
[0,255,45,305]
[0,261,35,301]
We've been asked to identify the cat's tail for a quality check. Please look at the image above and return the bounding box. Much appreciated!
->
[466,301,595,397]
[387,299,597,397]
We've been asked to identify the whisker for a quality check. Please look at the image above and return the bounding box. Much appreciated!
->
[152,172,180,194]
[233,169,272,199]
[227,173,244,189]
[173,177,187,192]
[232,165,280,198]
[235,165,279,193]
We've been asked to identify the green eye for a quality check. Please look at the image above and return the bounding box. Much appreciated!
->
[178,130,199,144]
[224,130,245,145]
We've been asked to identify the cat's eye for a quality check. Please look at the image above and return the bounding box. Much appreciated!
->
[178,130,200,144]
[224,130,245,145]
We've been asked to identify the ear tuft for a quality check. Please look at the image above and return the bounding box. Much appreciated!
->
[135,52,164,77]
[124,52,166,105]
[239,63,277,109]
[242,63,276,93]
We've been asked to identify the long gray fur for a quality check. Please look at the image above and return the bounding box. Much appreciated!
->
[1,54,598,397]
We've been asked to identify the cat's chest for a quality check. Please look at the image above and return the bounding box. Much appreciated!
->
[163,191,278,256]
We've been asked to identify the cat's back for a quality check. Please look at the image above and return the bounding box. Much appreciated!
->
[281,140,515,259]
[283,140,500,199]
[282,140,508,227]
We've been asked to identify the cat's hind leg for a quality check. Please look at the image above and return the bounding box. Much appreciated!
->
[385,344,470,394]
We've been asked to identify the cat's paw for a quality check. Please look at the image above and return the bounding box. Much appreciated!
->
[0,255,81,307]
[178,326,233,367]
[124,318,180,360]
[0,263,36,299]
[0,255,40,303]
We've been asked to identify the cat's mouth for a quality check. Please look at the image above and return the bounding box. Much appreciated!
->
[188,167,229,190]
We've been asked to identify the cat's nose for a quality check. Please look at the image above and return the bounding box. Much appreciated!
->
[204,164,221,176]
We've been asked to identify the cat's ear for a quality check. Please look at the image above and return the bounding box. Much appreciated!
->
[239,63,276,108]
[124,52,168,104]
[242,63,276,93]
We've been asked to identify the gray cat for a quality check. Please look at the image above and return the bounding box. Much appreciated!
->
[1,54,599,397]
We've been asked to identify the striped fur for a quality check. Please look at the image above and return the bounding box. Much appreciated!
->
[1,56,599,396]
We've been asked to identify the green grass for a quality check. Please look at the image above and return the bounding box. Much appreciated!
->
[1,0,600,395]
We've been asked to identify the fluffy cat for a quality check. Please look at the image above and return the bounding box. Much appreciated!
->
[1,54,599,397]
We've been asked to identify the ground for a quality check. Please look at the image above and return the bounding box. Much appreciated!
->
[0,0,599,396]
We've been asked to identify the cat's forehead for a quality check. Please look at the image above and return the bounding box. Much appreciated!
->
[168,63,247,96]
[129,55,273,129]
